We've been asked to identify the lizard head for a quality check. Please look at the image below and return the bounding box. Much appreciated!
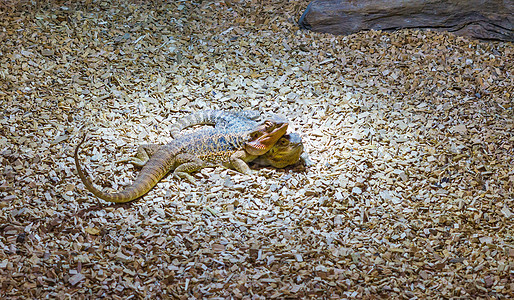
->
[244,117,288,156]
[252,133,304,168]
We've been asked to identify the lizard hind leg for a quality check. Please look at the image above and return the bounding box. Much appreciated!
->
[172,154,212,184]
[117,144,162,167]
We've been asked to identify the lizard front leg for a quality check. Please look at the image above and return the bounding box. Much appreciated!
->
[117,144,162,167]
[229,150,257,175]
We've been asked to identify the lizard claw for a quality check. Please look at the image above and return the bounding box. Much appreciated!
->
[117,157,147,167]
[174,171,197,185]
[243,169,255,176]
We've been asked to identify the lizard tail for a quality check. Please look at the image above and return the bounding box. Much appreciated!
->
[74,134,157,203]
[169,110,226,138]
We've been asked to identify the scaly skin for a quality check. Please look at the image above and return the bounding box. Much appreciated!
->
[169,110,261,138]
[252,132,304,168]
[75,118,288,203]
[170,110,307,168]
[134,133,306,170]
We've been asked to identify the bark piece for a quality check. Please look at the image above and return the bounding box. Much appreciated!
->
[299,0,514,41]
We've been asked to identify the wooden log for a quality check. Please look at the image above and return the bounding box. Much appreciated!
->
[298,0,514,41]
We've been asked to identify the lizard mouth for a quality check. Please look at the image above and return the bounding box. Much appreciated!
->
[245,123,288,156]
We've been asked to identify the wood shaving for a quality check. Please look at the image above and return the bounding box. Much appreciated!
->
[0,0,512,298]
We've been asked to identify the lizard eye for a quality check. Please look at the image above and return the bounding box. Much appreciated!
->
[277,137,288,146]
[263,120,274,127]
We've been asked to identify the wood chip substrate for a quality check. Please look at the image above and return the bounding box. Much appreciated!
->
[0,1,512,298]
